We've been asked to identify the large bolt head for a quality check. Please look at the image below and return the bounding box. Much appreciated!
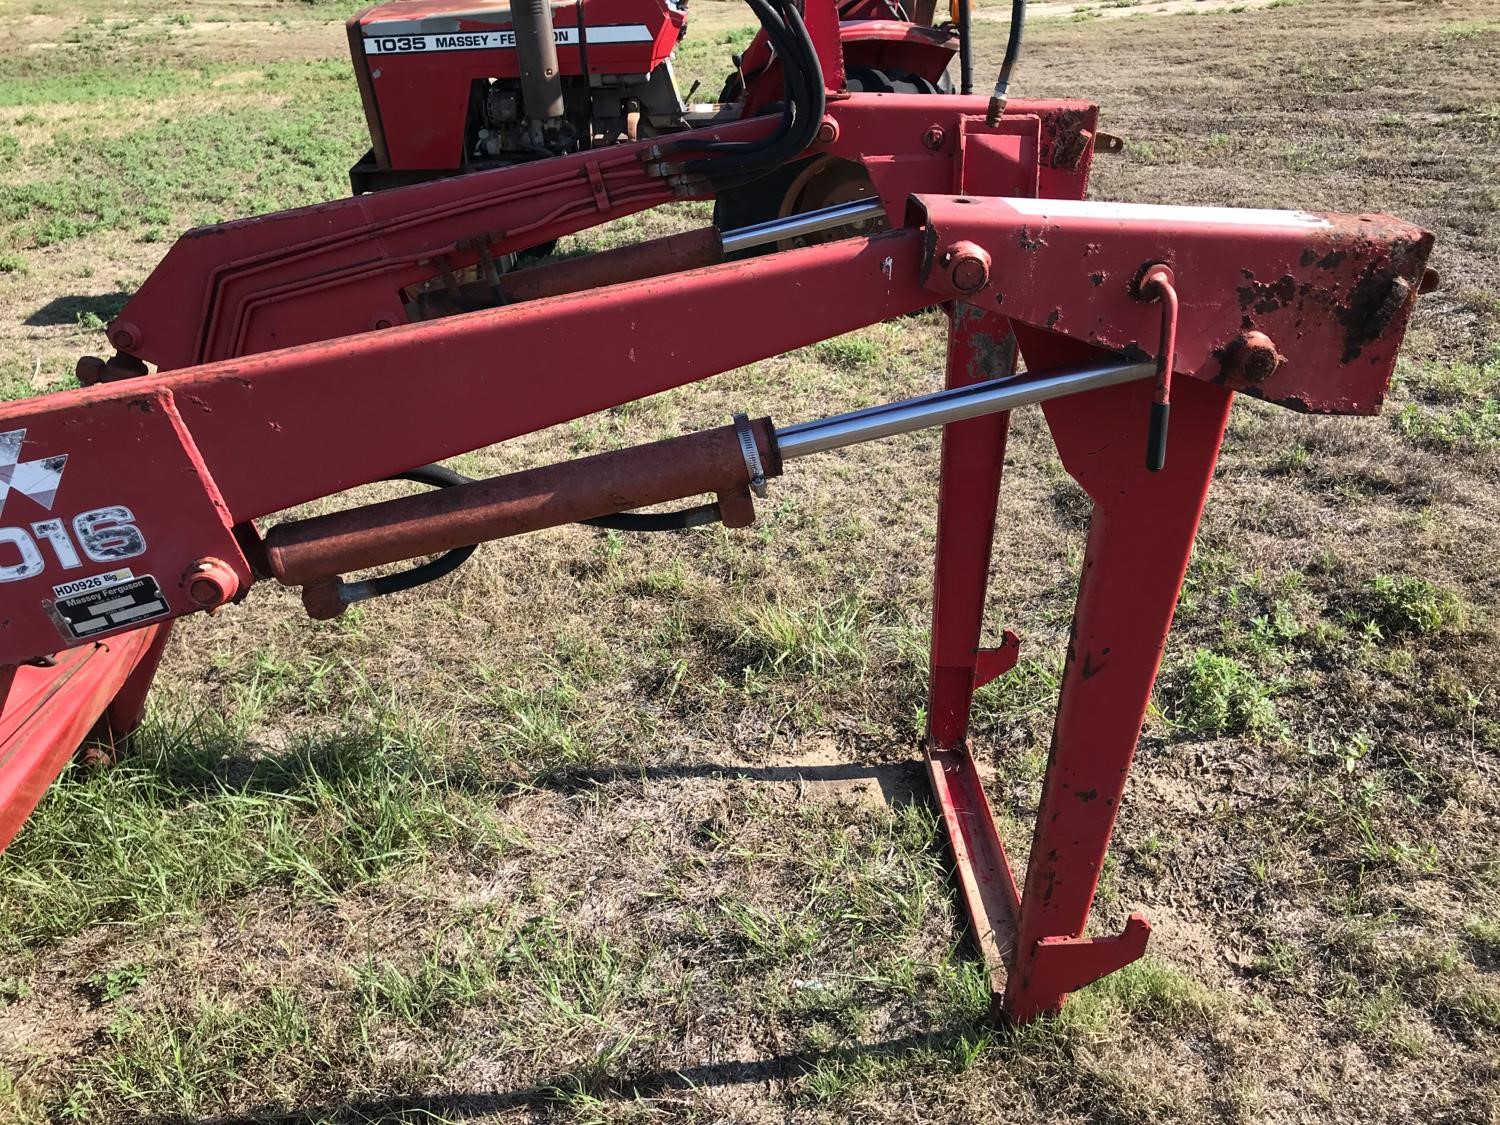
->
[1232,331,1283,383]
[108,321,140,351]
[942,240,992,294]
[183,557,240,610]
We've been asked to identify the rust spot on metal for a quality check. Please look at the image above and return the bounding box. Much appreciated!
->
[1040,108,1092,171]
[1076,789,1098,803]
[1089,272,1105,287]
[961,315,1017,381]
[1335,248,1422,363]
[1018,226,1045,252]
[1338,272,1413,362]
[1046,308,1061,329]
[1221,331,1283,384]
[1237,274,1297,315]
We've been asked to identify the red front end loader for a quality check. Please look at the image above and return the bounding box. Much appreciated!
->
[0,0,1434,1023]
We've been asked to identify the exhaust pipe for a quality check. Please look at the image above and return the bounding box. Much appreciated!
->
[512,0,565,131]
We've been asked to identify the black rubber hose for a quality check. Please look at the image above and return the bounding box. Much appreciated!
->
[360,465,480,598]
[671,0,798,156]
[681,0,823,180]
[583,504,723,532]
[693,9,823,183]
[393,464,473,489]
[993,0,1026,105]
[958,0,972,95]
[359,539,476,598]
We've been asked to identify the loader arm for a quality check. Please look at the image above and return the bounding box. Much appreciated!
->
[97,95,1098,372]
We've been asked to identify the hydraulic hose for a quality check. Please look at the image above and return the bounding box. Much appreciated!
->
[671,0,799,156]
[670,0,824,187]
[985,0,1027,126]
[958,0,972,95]
[360,464,479,599]
[583,504,722,532]
[692,19,823,191]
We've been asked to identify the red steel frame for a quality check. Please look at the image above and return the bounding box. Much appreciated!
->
[0,6,1434,1022]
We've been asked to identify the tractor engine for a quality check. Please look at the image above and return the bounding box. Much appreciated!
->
[347,0,692,191]
[473,61,683,157]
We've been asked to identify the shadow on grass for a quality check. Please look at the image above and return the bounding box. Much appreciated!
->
[111,715,929,811]
[184,1025,996,1125]
[25,290,130,327]
[518,756,930,809]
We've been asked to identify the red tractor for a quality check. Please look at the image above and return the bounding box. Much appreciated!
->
[346,0,962,232]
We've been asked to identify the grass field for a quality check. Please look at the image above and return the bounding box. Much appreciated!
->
[0,0,1497,1121]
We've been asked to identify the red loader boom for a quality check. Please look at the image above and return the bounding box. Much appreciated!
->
[0,0,1433,1024]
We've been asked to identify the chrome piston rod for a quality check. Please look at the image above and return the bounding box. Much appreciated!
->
[774,359,1155,459]
[719,197,887,254]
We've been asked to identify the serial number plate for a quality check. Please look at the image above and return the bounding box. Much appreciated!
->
[50,574,169,641]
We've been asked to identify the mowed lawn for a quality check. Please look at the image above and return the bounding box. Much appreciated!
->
[0,1,1497,1122]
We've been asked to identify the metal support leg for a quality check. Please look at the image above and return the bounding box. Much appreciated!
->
[1002,361,1234,1023]
[102,622,172,739]
[0,625,168,851]
[923,304,1024,1003]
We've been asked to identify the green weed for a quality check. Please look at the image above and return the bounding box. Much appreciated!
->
[1166,649,1279,737]
[742,594,870,676]
[353,929,499,1026]
[1463,915,1500,961]
[1440,20,1500,39]
[489,675,594,765]
[1439,981,1500,1033]
[1359,575,1464,637]
[814,335,880,370]
[73,988,320,1118]
[85,963,151,1003]
[1395,400,1500,449]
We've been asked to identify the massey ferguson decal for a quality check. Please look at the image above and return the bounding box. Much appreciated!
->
[0,429,149,585]
[363,24,653,53]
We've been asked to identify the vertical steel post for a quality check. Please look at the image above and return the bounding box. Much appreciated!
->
[927,304,1015,748]
[1002,352,1234,1022]
[923,304,1024,1006]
